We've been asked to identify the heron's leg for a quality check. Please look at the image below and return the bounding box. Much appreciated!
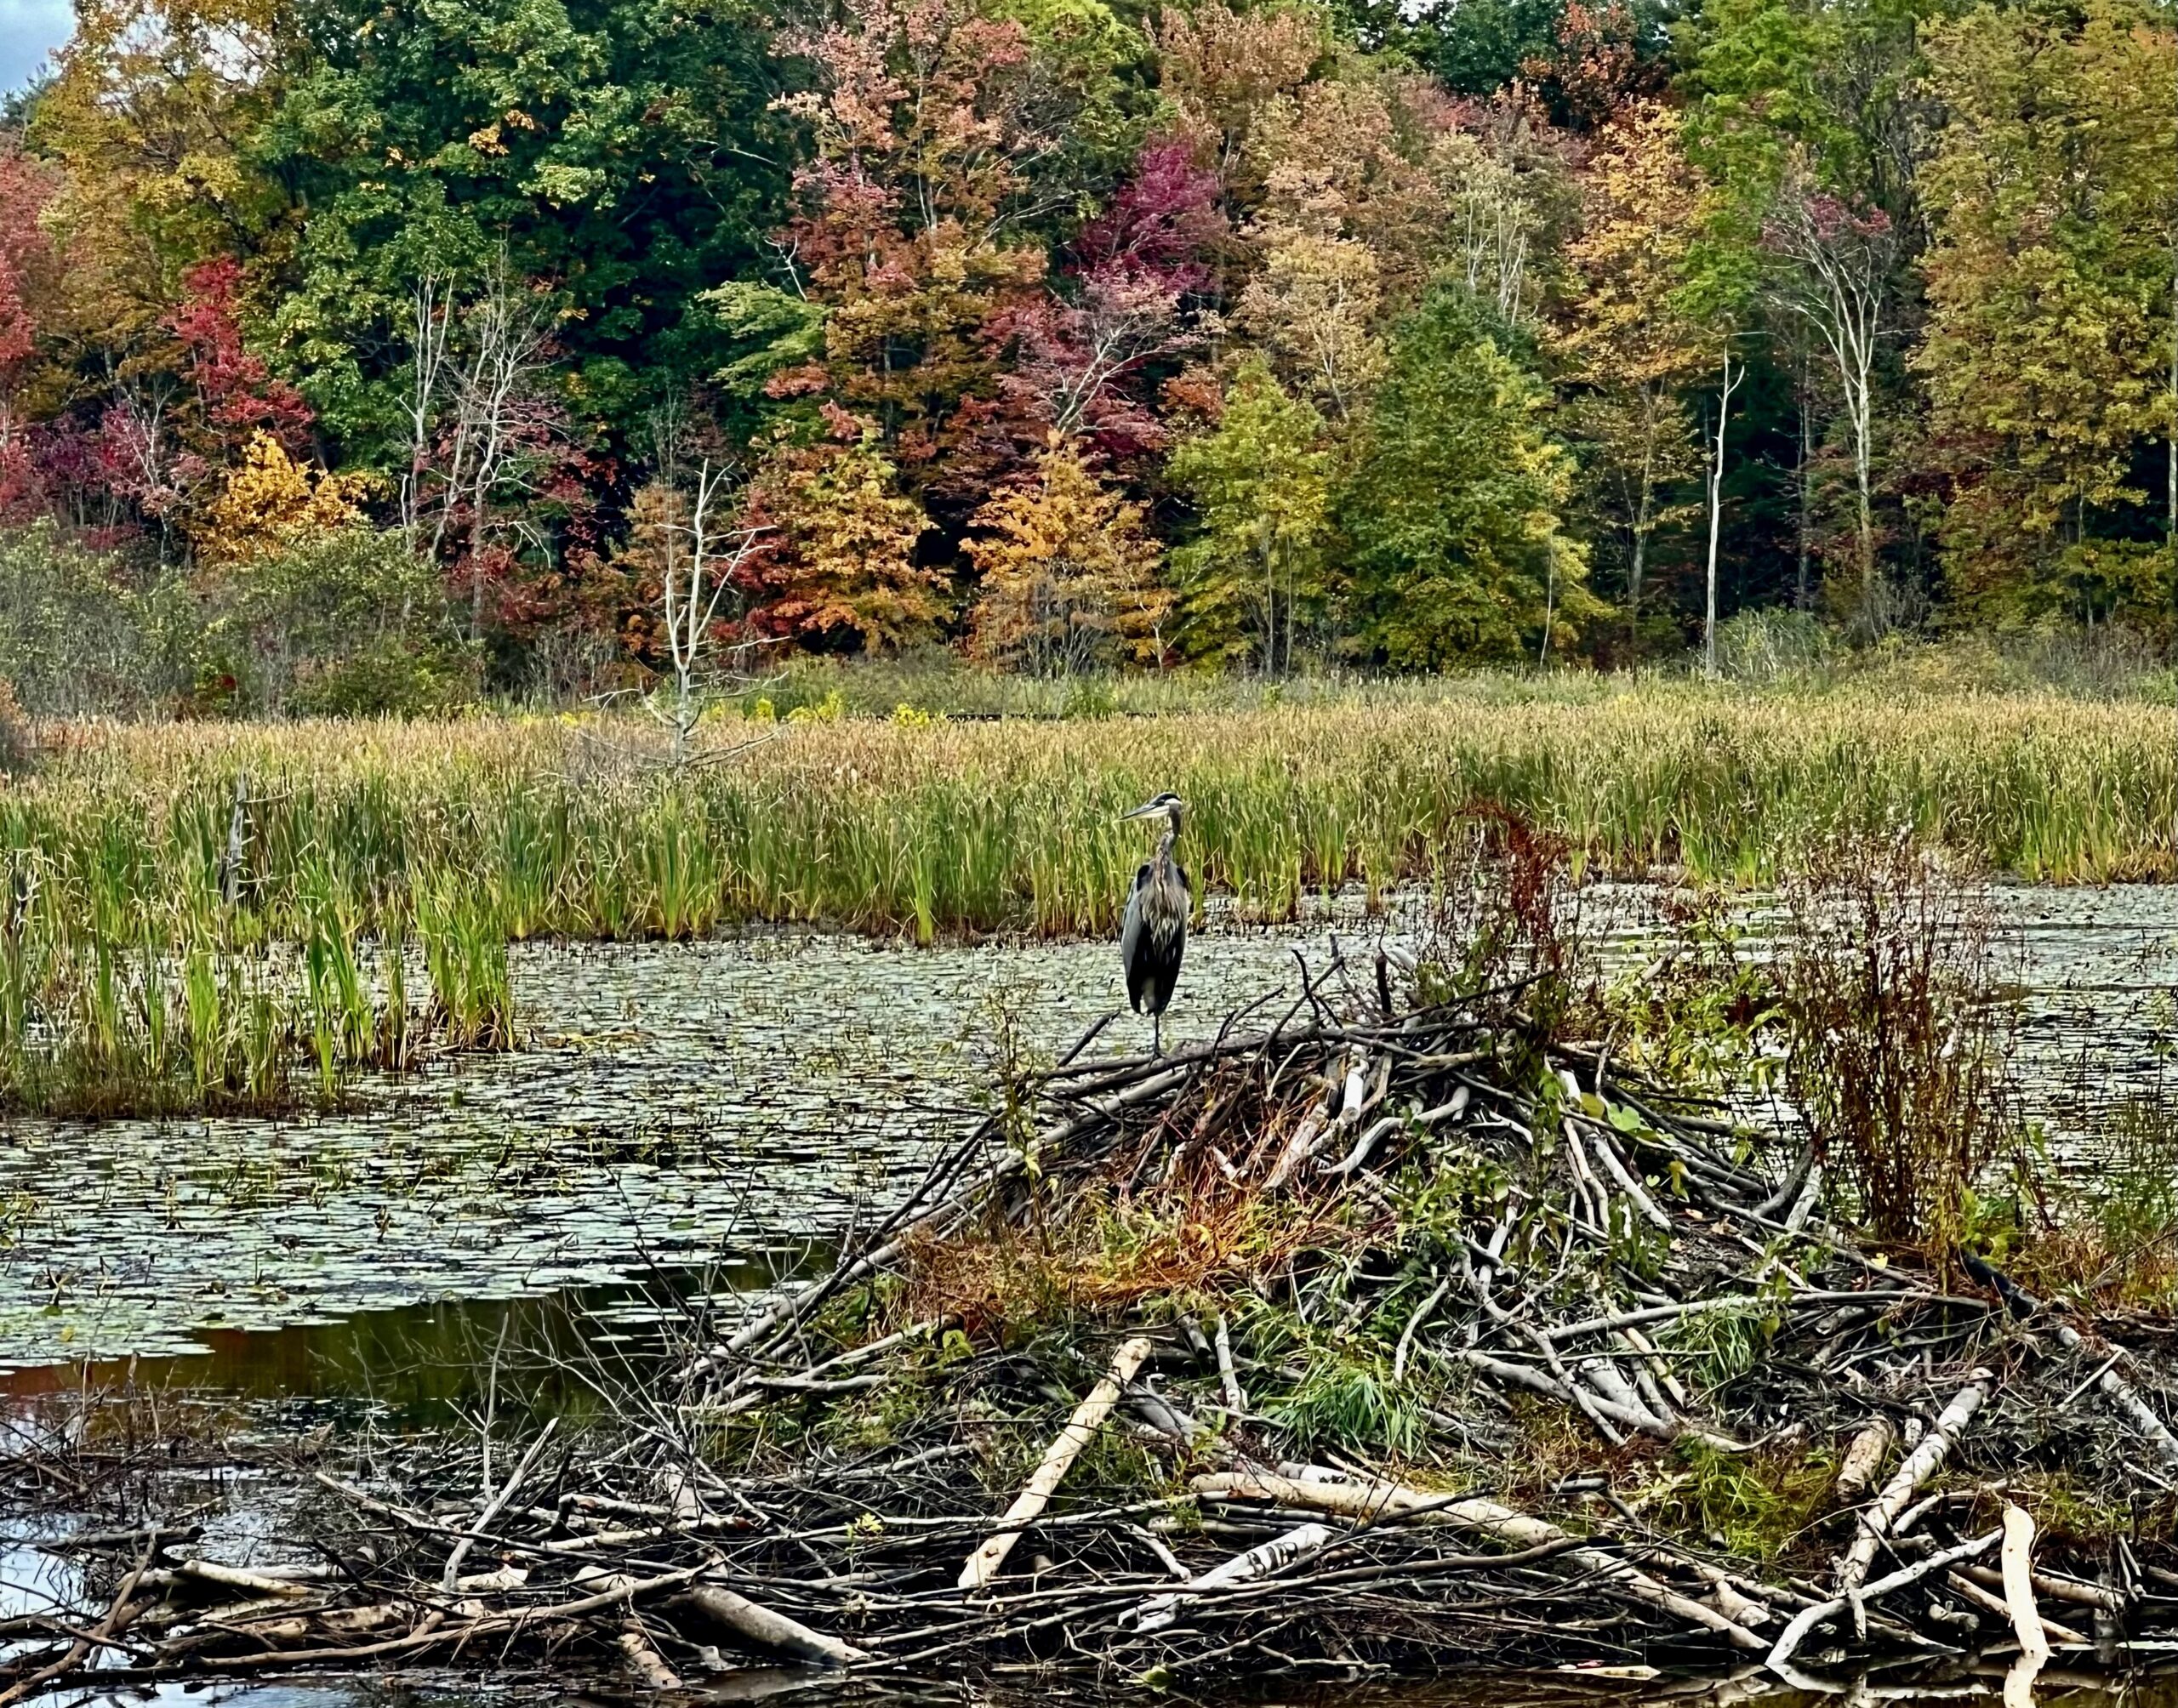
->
[1153,1011,1163,1058]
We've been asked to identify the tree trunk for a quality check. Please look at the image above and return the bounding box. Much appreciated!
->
[1628,390,1656,644]
[470,503,487,640]
[1704,350,1741,681]
[1797,385,1815,612]
[1852,371,1875,613]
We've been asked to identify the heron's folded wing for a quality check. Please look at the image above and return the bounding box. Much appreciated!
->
[1120,864,1152,1011]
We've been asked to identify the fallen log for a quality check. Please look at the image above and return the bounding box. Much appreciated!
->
[2000,1505,2050,1666]
[1191,1469,1766,1650]
[959,1335,1154,1591]
[618,1619,684,1691]
[1834,1417,1895,1505]
[676,1586,873,1667]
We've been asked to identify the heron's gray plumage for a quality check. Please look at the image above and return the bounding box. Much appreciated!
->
[1119,794,1189,1054]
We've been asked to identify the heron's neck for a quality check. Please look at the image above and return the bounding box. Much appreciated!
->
[1158,814,1180,866]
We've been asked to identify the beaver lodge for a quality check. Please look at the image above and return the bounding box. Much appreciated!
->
[9,828,2178,1701]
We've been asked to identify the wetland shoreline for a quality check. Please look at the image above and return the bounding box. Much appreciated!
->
[5,883,2175,1377]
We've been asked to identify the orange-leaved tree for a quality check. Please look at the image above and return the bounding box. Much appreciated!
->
[965,437,1170,674]
[762,0,1054,493]
[1554,98,1708,638]
[741,428,944,654]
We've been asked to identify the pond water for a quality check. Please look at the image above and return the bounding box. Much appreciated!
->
[3,885,2176,1390]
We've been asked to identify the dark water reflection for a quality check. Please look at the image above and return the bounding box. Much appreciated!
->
[0,1261,764,1414]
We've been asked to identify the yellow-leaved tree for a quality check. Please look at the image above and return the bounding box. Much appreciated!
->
[1554,100,1708,640]
[197,432,373,564]
[743,433,944,655]
[966,440,1172,674]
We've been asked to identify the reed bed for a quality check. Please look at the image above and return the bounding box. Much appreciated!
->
[13,686,2178,954]
[0,817,514,1114]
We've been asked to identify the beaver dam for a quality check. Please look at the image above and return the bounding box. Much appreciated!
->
[8,834,2178,1701]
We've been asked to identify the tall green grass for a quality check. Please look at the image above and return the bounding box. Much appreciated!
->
[0,812,514,1115]
[8,674,2178,1107]
[14,681,2178,963]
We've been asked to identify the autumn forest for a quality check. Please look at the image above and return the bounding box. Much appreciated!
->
[0,0,2173,710]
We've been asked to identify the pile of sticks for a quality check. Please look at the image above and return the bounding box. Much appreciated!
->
[11,954,2178,1699]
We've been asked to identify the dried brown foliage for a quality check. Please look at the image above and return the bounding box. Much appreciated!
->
[1776,835,2019,1251]
[1410,804,1609,1037]
[904,1062,1382,1334]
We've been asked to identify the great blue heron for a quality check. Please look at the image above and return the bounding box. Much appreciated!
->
[1120,792,1189,1056]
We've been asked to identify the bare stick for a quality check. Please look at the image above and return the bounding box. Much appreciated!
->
[1213,1314,1245,1415]
[1125,1522,1336,1634]
[442,1418,557,1590]
[2053,1323,2178,1470]
[217,771,248,908]
[1393,1275,1452,1383]
[1192,1469,1765,1649]
[1769,1529,2000,1675]
[1945,1571,2085,1646]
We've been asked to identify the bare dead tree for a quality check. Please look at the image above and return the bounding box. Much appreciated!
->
[653,458,771,768]
[397,271,454,552]
[1763,162,1899,618]
[1703,344,1743,681]
[397,253,564,637]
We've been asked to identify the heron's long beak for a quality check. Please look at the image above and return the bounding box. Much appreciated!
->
[1120,800,1164,823]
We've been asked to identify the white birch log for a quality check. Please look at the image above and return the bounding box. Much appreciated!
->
[678,1586,873,1666]
[1191,1470,1764,1649]
[2001,1506,2051,1665]
[958,1335,1153,1591]
[1123,1522,1336,1633]
[1836,1369,1993,1596]
[1768,1530,2000,1675]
